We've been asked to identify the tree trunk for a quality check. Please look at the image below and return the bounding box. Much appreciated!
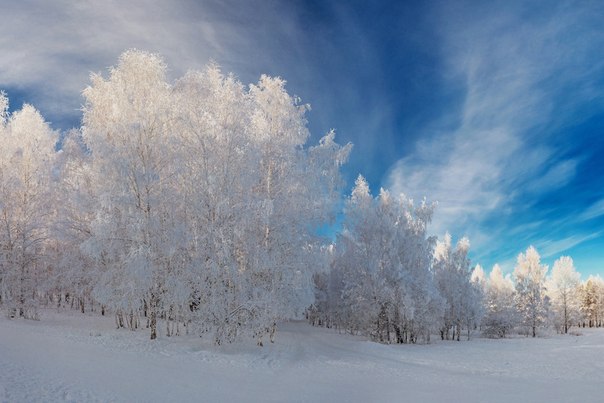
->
[564,304,568,334]
[149,293,158,340]
[115,310,124,328]
[269,323,276,343]
[394,324,403,344]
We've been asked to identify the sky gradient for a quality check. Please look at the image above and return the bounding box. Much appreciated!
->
[1,0,603,277]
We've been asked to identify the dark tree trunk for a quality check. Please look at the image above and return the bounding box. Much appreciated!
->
[394,324,403,344]
[150,293,158,340]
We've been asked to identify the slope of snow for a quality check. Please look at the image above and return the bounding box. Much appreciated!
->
[1,310,602,402]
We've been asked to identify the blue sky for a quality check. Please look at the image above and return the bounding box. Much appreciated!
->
[1,0,603,277]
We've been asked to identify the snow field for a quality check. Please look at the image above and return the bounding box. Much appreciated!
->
[1,310,603,403]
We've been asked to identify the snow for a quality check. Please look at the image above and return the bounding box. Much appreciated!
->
[1,310,603,402]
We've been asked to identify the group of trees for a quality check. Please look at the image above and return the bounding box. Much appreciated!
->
[308,176,603,343]
[309,176,443,344]
[0,50,351,344]
[580,275,604,328]
[0,50,602,345]
[479,249,604,337]
[308,177,486,344]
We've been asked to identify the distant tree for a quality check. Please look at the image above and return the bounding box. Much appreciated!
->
[514,246,549,337]
[482,264,517,337]
[547,256,581,334]
[470,264,487,330]
[595,277,604,328]
[579,276,604,328]
[433,235,483,341]
[471,264,487,292]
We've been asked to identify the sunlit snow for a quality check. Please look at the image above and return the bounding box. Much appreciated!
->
[1,310,602,403]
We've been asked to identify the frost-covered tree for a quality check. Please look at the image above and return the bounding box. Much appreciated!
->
[471,264,487,292]
[0,91,7,124]
[579,275,604,328]
[514,246,549,337]
[547,256,581,334]
[325,176,441,344]
[52,129,97,314]
[470,264,487,330]
[482,264,517,338]
[81,50,180,339]
[591,276,604,327]
[433,235,483,341]
[79,50,351,343]
[0,96,58,319]
[172,65,350,344]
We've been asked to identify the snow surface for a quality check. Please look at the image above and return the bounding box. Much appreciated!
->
[1,310,603,403]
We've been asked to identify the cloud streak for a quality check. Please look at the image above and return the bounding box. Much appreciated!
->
[537,232,602,259]
[0,1,306,127]
[579,199,604,222]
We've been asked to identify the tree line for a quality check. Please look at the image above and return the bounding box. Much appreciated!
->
[308,177,604,343]
[0,50,602,344]
[0,50,351,345]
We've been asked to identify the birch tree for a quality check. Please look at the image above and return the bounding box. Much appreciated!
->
[482,264,517,337]
[0,96,58,319]
[52,129,96,313]
[82,50,180,339]
[580,276,604,328]
[548,256,580,334]
[514,246,549,337]
[433,235,483,340]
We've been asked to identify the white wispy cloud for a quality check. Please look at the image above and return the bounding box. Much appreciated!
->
[579,198,604,221]
[386,2,604,258]
[0,1,299,126]
[524,159,579,195]
[537,232,601,259]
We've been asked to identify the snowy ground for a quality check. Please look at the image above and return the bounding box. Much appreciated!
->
[1,310,603,403]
